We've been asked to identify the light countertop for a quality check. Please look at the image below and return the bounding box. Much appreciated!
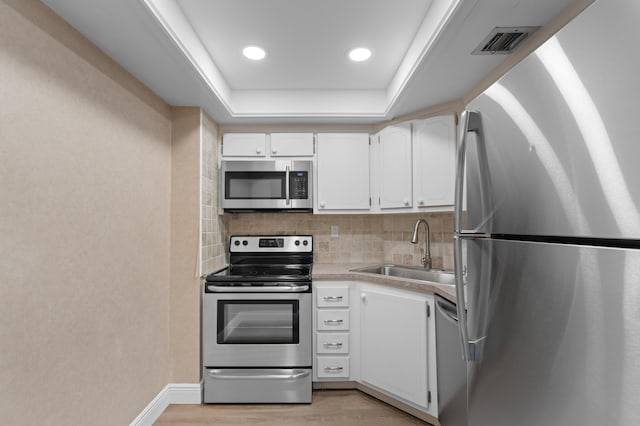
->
[312,263,457,302]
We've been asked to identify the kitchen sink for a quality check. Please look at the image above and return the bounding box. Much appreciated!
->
[351,265,455,285]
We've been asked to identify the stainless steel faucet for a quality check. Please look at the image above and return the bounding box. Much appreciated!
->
[411,219,432,269]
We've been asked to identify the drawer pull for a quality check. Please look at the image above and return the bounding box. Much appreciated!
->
[323,342,343,349]
[323,296,343,301]
[207,369,310,380]
[324,366,344,372]
[324,319,344,325]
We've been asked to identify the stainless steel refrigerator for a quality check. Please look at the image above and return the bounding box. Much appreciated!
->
[454,0,640,424]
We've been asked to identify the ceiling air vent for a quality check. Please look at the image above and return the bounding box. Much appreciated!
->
[472,26,540,55]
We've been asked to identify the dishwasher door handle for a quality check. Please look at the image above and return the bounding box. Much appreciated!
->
[436,297,459,325]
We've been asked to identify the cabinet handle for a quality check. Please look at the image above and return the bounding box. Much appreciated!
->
[320,201,326,208]
[272,148,278,154]
[418,199,424,206]
[256,148,263,154]
[403,199,410,206]
[323,342,343,349]
[324,366,344,372]
[324,319,344,325]
[323,296,343,301]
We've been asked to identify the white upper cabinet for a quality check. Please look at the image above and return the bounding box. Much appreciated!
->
[373,123,413,210]
[222,133,314,158]
[221,116,455,214]
[269,133,314,157]
[412,115,456,208]
[222,133,267,157]
[316,133,370,212]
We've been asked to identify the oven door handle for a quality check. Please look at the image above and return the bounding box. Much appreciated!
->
[206,284,310,293]
[207,369,311,380]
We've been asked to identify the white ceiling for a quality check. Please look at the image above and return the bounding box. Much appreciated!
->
[41,0,578,124]
[179,0,433,90]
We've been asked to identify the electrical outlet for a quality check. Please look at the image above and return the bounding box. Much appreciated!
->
[331,225,339,238]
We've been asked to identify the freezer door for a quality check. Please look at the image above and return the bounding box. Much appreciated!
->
[465,238,640,426]
[463,0,640,239]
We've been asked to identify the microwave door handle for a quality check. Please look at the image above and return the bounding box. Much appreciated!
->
[285,165,291,206]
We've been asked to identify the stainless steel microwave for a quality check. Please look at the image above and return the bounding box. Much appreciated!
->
[220,160,313,211]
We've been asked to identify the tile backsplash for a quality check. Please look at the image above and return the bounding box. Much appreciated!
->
[225,211,454,270]
[200,112,227,275]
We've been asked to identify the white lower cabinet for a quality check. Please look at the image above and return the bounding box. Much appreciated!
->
[359,284,437,416]
[313,281,438,418]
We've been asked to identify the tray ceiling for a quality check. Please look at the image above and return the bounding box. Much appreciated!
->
[41,0,579,124]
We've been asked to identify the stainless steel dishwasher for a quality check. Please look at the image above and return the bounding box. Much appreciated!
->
[435,295,467,426]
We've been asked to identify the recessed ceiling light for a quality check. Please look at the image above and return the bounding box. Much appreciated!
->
[348,47,372,62]
[243,46,267,61]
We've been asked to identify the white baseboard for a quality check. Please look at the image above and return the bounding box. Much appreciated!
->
[130,383,201,426]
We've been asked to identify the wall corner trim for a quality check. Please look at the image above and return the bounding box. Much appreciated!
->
[129,383,202,426]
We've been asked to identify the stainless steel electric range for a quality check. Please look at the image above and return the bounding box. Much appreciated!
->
[202,235,313,404]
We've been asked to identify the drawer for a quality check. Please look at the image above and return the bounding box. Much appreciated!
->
[317,310,349,331]
[316,332,349,354]
[316,287,349,308]
[204,368,312,403]
[316,356,350,379]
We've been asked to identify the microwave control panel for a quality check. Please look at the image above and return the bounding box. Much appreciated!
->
[290,172,308,199]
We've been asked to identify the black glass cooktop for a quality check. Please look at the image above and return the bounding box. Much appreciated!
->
[205,264,311,283]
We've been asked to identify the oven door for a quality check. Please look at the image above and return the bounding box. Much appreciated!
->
[220,160,312,210]
[202,291,312,367]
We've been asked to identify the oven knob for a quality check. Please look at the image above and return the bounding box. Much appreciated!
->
[303,240,308,246]
[295,240,300,246]
[234,240,240,246]
[242,240,248,246]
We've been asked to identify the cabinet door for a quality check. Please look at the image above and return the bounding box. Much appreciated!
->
[222,133,267,157]
[360,286,429,408]
[316,133,370,211]
[270,133,314,157]
[375,124,413,209]
[413,116,456,207]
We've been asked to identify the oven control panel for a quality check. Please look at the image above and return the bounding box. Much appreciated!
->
[230,235,312,253]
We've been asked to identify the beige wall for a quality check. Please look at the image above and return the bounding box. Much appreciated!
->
[225,212,454,270]
[169,107,229,384]
[169,107,202,383]
[0,1,173,425]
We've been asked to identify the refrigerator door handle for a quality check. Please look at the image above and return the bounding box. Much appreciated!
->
[454,110,480,234]
[454,110,489,362]
[454,110,491,234]
[454,234,486,362]
[454,234,472,361]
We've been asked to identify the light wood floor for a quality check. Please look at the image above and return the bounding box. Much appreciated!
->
[154,389,432,425]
